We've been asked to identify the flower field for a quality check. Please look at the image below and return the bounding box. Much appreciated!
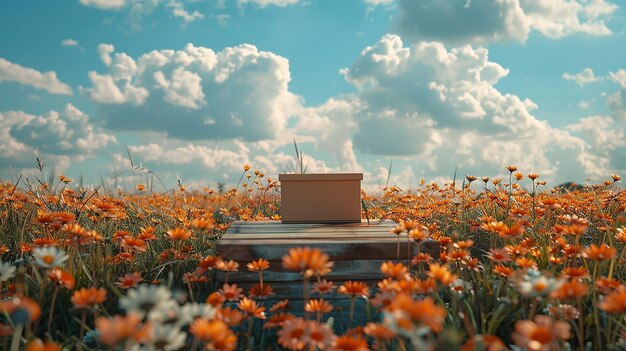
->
[0,165,625,351]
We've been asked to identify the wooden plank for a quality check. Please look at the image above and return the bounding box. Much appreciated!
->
[216,280,382,300]
[221,233,407,241]
[218,259,393,283]
[218,240,439,261]
[226,228,398,235]
[229,220,396,229]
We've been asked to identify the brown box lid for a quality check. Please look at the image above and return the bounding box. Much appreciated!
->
[279,173,363,181]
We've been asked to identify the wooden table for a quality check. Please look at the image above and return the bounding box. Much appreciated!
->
[217,220,440,299]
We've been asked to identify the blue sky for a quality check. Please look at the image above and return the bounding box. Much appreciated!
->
[1,0,626,189]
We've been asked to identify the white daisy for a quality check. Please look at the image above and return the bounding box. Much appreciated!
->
[32,246,69,269]
[177,302,216,326]
[142,324,187,351]
[120,285,177,321]
[0,261,16,282]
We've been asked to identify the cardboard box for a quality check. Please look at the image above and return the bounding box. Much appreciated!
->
[278,173,363,223]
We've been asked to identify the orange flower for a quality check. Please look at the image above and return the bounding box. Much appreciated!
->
[219,283,243,301]
[249,283,274,298]
[386,293,446,333]
[486,249,511,263]
[493,265,514,277]
[307,320,336,350]
[380,261,408,280]
[550,280,588,300]
[138,226,157,241]
[409,227,429,242]
[95,313,142,346]
[199,255,223,270]
[561,224,588,237]
[599,289,626,313]
[305,299,333,314]
[115,272,143,290]
[512,315,570,351]
[333,334,369,351]
[120,237,147,253]
[190,319,237,351]
[166,227,192,241]
[312,279,336,295]
[216,260,239,272]
[191,218,214,231]
[270,299,291,313]
[71,287,107,309]
[583,244,617,261]
[411,253,433,265]
[277,317,308,350]
[265,312,295,329]
[247,258,270,271]
[561,267,589,280]
[24,339,62,351]
[595,277,624,294]
[216,306,244,327]
[238,297,266,319]
[497,221,525,240]
[48,268,75,289]
[447,249,470,262]
[427,263,458,285]
[338,281,370,298]
[282,247,334,278]
[364,322,395,340]
[205,292,226,307]
[461,335,506,351]
[515,257,537,269]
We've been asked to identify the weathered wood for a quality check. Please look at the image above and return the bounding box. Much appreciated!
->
[216,220,440,300]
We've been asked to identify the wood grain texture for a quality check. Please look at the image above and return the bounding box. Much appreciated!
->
[216,220,440,299]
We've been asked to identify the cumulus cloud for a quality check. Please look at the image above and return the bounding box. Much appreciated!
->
[167,0,204,24]
[336,34,594,181]
[79,0,203,28]
[364,0,394,6]
[0,58,73,95]
[563,68,601,86]
[567,115,626,176]
[82,43,300,142]
[395,0,618,45]
[61,38,79,47]
[607,69,626,121]
[238,0,300,7]
[609,69,626,89]
[79,0,126,9]
[0,104,116,174]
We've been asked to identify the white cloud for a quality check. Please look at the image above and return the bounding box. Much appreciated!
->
[83,42,300,142]
[609,69,626,89]
[335,34,596,181]
[61,38,79,47]
[79,0,127,10]
[0,58,73,95]
[563,68,601,86]
[238,0,300,7]
[364,0,394,6]
[79,0,203,28]
[567,115,626,176]
[0,104,116,174]
[578,100,591,109]
[167,0,204,24]
[607,69,626,121]
[395,0,618,45]
[522,0,617,38]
